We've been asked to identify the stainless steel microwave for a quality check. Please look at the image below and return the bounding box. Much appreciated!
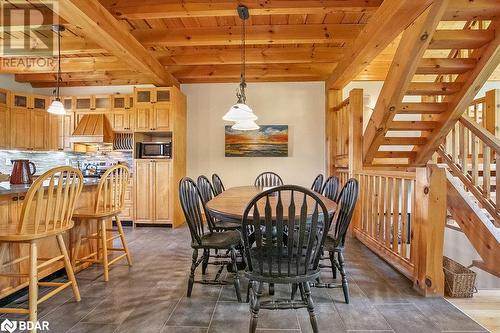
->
[138,142,172,159]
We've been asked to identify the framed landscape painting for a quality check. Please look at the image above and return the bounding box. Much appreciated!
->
[225,125,288,157]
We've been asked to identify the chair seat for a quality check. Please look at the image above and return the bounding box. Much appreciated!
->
[194,230,241,249]
[0,221,74,242]
[323,235,342,252]
[214,220,241,230]
[73,208,120,219]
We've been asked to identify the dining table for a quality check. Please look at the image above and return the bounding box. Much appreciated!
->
[206,185,337,223]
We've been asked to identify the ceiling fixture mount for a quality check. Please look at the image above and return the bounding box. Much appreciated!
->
[222,5,259,131]
[47,24,66,115]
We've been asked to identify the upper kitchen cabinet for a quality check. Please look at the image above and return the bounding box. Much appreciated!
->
[134,88,171,132]
[74,95,110,112]
[0,89,10,148]
[111,94,134,131]
[0,88,10,108]
[32,95,48,111]
[61,96,74,112]
[11,92,29,109]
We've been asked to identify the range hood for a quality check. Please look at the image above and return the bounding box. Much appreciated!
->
[71,114,114,144]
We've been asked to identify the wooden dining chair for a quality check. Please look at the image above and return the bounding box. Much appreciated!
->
[241,185,332,333]
[322,175,340,202]
[314,178,359,303]
[211,173,225,196]
[310,174,324,193]
[0,166,83,329]
[179,177,242,302]
[197,175,240,231]
[72,165,132,282]
[254,172,283,187]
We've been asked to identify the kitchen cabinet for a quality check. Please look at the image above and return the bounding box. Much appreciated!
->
[134,160,171,224]
[116,177,134,221]
[61,96,74,112]
[58,112,75,151]
[0,88,9,107]
[46,114,59,150]
[74,95,110,112]
[11,92,29,109]
[112,94,134,131]
[0,107,9,148]
[29,110,47,151]
[10,107,30,149]
[74,96,92,111]
[134,88,170,132]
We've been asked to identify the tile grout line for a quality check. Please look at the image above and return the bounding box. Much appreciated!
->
[206,282,224,333]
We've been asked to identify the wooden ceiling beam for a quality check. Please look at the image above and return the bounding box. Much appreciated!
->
[169,63,336,80]
[43,0,178,86]
[0,56,126,73]
[102,0,382,19]
[158,47,345,65]
[326,0,434,89]
[132,24,363,47]
[30,78,152,88]
[429,30,495,50]
[3,37,107,55]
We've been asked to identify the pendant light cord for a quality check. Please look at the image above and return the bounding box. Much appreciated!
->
[238,13,247,104]
[56,27,61,101]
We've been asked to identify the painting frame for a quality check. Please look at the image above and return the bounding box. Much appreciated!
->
[225,125,289,157]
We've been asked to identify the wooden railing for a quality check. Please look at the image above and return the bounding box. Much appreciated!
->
[440,114,500,224]
[326,87,447,296]
[351,166,446,296]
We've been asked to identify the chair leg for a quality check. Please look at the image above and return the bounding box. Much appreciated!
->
[100,219,109,282]
[28,240,38,332]
[201,249,209,275]
[298,283,306,302]
[56,234,81,302]
[249,281,263,333]
[71,222,82,269]
[230,247,242,302]
[187,249,198,297]
[115,216,133,266]
[0,243,8,270]
[246,280,252,303]
[303,282,318,333]
[291,283,298,300]
[329,251,337,279]
[337,251,349,304]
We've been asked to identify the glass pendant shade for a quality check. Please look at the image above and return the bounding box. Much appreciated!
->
[222,103,258,122]
[47,100,66,115]
[231,119,260,131]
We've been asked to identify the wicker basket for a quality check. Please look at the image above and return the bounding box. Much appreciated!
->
[443,256,476,298]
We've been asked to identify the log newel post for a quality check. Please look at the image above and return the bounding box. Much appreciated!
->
[325,87,342,175]
[484,89,499,138]
[348,89,363,232]
[413,164,446,296]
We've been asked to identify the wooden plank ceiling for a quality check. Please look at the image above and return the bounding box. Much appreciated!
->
[0,0,499,87]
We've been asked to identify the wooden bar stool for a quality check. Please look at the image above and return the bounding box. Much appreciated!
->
[0,166,84,331]
[72,165,132,282]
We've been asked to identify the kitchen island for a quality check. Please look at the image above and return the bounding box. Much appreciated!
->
[0,178,102,299]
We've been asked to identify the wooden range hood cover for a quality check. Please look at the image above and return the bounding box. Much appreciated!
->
[71,114,114,144]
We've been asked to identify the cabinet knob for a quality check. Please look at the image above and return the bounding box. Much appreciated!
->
[12,197,18,202]
[19,196,25,200]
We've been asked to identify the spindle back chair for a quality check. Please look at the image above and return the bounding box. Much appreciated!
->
[211,173,225,196]
[310,174,324,193]
[322,176,340,202]
[254,172,284,187]
[0,166,84,327]
[241,185,332,333]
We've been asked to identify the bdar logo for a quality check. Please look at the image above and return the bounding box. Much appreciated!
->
[0,319,17,333]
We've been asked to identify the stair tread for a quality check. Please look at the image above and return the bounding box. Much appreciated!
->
[406,82,462,96]
[389,121,438,130]
[399,102,448,114]
[382,137,427,145]
[429,30,494,49]
[416,58,476,75]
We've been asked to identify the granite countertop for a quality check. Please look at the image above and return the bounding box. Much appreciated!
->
[0,178,100,196]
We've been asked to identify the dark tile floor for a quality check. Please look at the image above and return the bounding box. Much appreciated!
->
[1,227,488,333]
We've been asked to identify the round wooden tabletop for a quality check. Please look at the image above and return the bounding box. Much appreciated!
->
[206,186,337,223]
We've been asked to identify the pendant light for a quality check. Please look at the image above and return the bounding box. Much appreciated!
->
[222,5,259,130]
[47,24,66,115]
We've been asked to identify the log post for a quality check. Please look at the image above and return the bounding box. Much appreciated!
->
[348,89,364,232]
[484,89,499,137]
[325,86,342,176]
[413,164,446,296]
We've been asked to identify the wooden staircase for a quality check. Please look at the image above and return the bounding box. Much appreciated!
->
[363,1,499,167]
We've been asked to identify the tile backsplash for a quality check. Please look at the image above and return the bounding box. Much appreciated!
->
[0,150,133,176]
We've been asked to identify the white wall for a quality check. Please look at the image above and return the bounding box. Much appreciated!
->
[183,82,325,188]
